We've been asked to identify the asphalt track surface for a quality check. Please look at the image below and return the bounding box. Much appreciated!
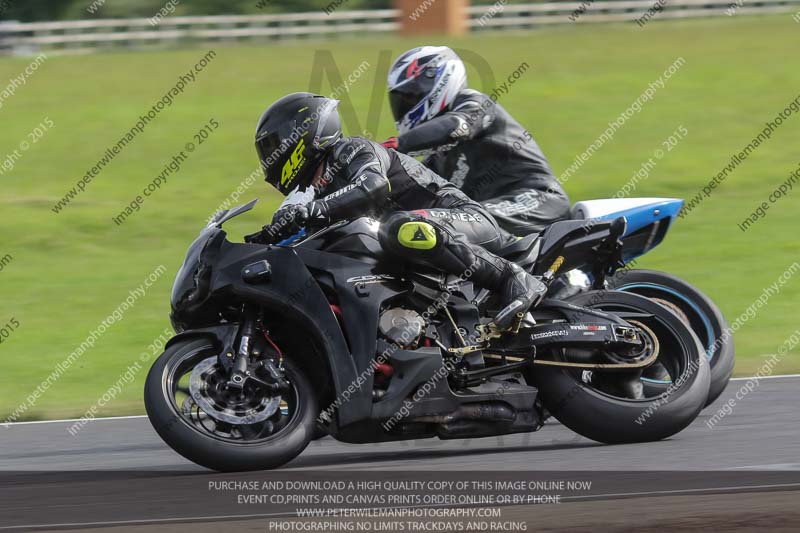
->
[1,375,799,531]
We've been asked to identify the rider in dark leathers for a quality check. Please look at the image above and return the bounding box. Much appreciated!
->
[250,92,546,330]
[384,46,570,236]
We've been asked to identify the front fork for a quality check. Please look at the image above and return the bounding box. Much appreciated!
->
[226,304,288,392]
[227,306,255,388]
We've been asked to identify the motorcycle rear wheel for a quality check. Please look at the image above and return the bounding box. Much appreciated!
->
[534,291,710,444]
[608,268,734,406]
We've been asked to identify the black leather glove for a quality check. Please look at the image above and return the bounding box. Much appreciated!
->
[245,202,332,245]
[243,204,308,245]
[273,201,332,232]
[244,227,273,244]
[306,200,331,228]
[270,203,311,237]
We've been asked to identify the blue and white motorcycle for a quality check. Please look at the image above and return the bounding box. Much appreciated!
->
[562,197,733,406]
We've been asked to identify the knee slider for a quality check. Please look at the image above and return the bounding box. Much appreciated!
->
[380,212,439,252]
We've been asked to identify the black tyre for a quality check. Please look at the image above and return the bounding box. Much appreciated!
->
[608,268,734,406]
[144,338,316,472]
[535,291,710,444]
[312,422,329,440]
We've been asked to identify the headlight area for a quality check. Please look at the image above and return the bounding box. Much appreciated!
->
[170,228,225,325]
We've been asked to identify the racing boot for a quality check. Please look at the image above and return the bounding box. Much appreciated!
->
[468,244,548,330]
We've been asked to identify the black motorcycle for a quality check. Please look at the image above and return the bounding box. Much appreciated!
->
[144,199,710,472]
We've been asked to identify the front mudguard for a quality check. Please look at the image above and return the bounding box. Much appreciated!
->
[164,323,240,370]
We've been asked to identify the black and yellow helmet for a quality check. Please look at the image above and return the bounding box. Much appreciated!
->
[255,92,342,195]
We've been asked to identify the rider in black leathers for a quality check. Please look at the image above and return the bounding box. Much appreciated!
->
[250,92,546,330]
[384,46,571,236]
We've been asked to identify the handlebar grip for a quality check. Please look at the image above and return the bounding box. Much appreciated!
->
[243,231,264,244]
[244,227,279,244]
[245,225,308,246]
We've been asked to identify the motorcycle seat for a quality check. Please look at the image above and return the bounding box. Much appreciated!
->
[496,233,540,265]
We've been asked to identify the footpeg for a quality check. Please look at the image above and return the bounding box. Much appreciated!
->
[493,301,525,331]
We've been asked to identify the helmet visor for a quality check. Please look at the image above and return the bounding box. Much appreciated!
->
[255,130,284,185]
[389,89,423,124]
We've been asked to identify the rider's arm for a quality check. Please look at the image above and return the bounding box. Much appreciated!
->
[396,92,496,154]
[309,140,391,224]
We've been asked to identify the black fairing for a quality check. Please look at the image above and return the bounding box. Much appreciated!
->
[167,205,628,438]
[296,218,384,262]
[170,217,406,428]
[171,199,261,329]
[170,227,226,330]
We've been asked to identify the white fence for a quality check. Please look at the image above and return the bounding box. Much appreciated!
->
[1,1,798,55]
[0,9,400,54]
[469,0,800,28]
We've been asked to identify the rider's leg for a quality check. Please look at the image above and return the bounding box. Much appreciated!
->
[378,206,546,330]
[483,187,571,236]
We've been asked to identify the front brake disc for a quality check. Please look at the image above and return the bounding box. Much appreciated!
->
[188,356,280,425]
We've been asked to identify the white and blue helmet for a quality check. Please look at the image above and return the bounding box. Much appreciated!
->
[388,46,467,135]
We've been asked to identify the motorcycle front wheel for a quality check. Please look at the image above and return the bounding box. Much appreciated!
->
[144,338,317,472]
